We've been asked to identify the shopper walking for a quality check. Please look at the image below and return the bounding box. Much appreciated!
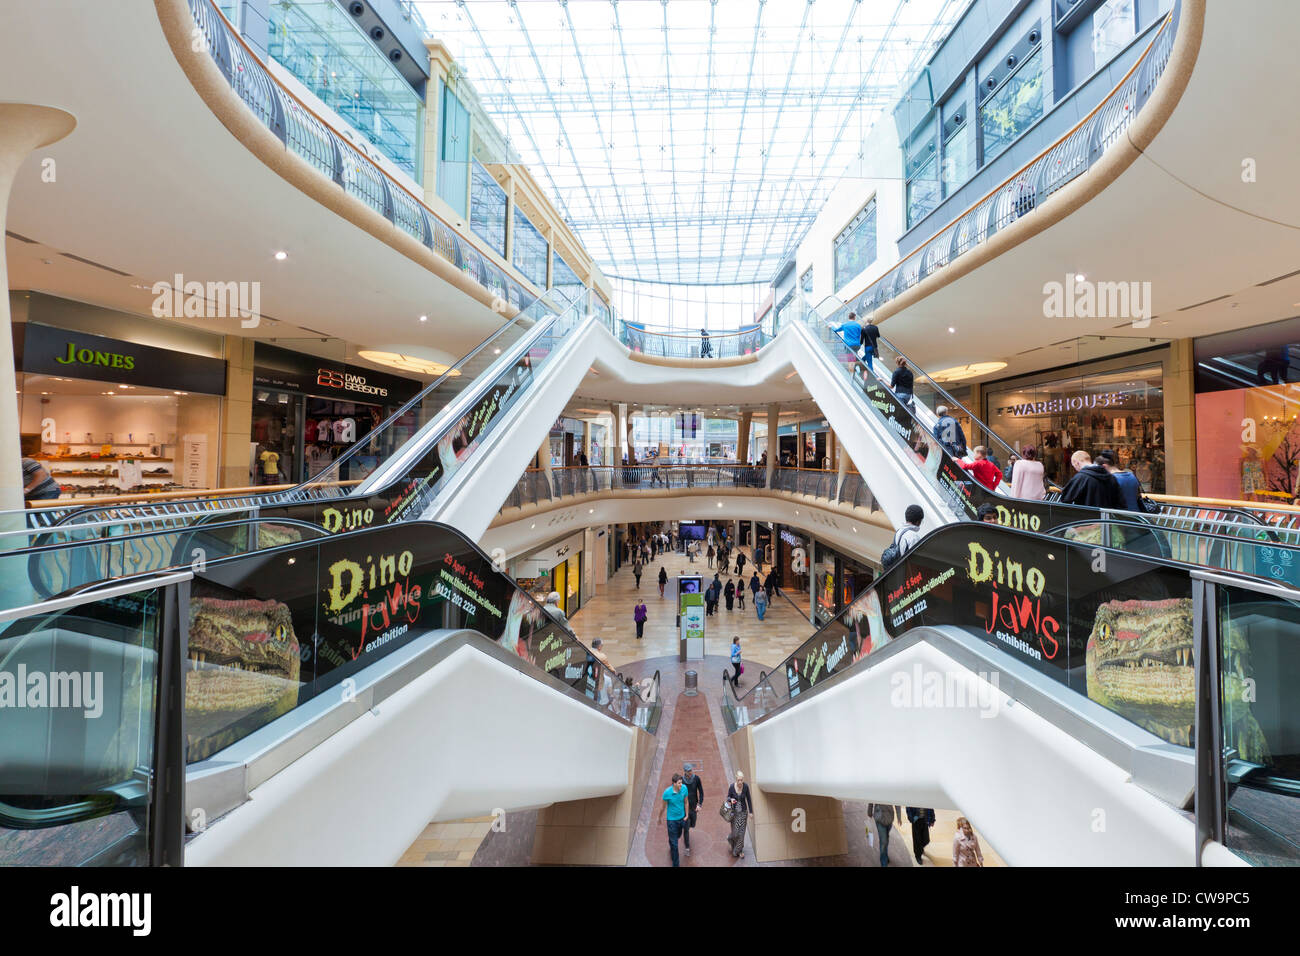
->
[706,544,715,568]
[729,636,743,687]
[754,587,768,621]
[868,803,899,868]
[734,549,746,576]
[1009,445,1046,501]
[656,774,690,867]
[726,771,753,858]
[705,577,719,617]
[634,599,648,640]
[724,579,736,611]
[763,568,777,602]
[658,566,668,597]
[906,807,936,865]
[736,580,745,610]
[632,556,643,589]
[953,817,985,867]
[860,316,880,370]
[681,763,704,857]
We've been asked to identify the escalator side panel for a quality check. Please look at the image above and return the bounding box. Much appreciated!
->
[184,641,634,867]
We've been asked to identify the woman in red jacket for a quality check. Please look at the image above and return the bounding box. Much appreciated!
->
[959,446,1003,491]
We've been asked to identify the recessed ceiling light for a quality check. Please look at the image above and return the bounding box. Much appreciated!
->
[356,349,460,377]
[274,251,288,261]
[419,315,428,322]
[717,502,723,507]
[948,326,956,334]
[588,508,595,514]
[493,347,501,354]
[1074,273,1085,282]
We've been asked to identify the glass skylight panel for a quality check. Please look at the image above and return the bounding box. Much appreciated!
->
[414,0,969,284]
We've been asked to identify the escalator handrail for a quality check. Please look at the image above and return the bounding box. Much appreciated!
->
[727,518,1300,723]
[801,292,1022,467]
[791,303,1300,535]
[32,291,568,529]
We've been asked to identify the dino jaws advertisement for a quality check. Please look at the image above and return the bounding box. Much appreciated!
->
[319,534,506,667]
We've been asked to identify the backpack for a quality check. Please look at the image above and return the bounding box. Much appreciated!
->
[881,526,919,569]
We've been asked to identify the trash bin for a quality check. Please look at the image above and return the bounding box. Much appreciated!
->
[684,670,698,696]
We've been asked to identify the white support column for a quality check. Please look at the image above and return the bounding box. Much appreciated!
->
[0,106,76,519]
[765,403,779,488]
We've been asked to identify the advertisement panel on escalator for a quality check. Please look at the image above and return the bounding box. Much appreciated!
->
[185,523,583,761]
[855,524,1249,751]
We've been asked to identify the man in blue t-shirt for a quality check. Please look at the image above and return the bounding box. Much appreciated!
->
[655,773,690,866]
[1096,450,1141,511]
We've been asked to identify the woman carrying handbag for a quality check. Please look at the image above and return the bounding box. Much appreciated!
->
[725,771,754,858]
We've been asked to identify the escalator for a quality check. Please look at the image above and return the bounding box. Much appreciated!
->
[0,518,661,867]
[21,289,588,530]
[784,293,1300,557]
[722,518,1300,866]
[6,292,609,603]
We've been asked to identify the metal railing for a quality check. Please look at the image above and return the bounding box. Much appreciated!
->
[839,2,1181,320]
[501,465,874,513]
[621,324,770,359]
[185,0,533,313]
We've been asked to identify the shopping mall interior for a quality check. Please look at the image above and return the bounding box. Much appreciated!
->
[0,0,1298,881]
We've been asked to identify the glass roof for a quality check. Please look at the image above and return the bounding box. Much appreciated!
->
[413,0,970,285]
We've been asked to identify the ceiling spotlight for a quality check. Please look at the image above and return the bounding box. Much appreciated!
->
[948,326,956,334]
[274,251,288,261]
[1074,272,1085,282]
[419,315,428,322]
[493,347,501,354]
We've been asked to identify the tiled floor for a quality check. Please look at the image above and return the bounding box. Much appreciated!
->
[569,544,817,672]
[396,816,498,867]
[400,546,1004,868]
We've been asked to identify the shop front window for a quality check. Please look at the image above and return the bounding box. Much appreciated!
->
[1195,319,1300,503]
[985,364,1165,493]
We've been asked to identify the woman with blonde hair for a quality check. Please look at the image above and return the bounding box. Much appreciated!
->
[725,771,754,858]
[953,816,984,867]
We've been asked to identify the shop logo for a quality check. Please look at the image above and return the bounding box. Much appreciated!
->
[1004,392,1125,416]
[152,273,261,328]
[316,369,388,397]
[55,342,134,371]
[1042,274,1152,327]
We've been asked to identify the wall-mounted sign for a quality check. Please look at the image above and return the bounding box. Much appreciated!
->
[253,343,421,405]
[1000,391,1127,417]
[16,323,227,395]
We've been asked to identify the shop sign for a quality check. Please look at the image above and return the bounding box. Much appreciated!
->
[253,343,421,404]
[1002,391,1127,417]
[17,323,227,395]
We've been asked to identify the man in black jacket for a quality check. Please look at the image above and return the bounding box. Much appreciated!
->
[681,763,705,857]
[1059,450,1124,509]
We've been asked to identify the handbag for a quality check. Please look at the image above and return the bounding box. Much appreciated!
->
[1139,495,1162,515]
[719,802,734,822]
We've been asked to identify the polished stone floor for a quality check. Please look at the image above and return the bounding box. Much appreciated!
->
[399,545,1003,868]
[566,543,817,672]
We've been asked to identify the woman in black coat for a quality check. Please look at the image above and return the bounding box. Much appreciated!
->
[724,579,736,611]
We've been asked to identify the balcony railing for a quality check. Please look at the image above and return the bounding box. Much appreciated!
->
[500,466,875,513]
[841,1,1181,320]
[622,324,770,360]
[185,0,533,313]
